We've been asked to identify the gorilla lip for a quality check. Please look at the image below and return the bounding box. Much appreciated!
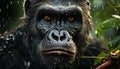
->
[41,48,75,56]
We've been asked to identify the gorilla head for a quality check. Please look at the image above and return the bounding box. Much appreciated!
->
[19,0,91,68]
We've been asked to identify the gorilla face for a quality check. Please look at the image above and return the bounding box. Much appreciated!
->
[35,4,82,65]
[23,0,91,68]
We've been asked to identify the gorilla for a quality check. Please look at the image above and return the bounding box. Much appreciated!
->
[0,0,104,69]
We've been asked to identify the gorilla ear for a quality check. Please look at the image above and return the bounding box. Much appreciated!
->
[25,0,32,15]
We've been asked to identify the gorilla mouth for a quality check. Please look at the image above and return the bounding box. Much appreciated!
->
[41,48,76,63]
[41,48,75,56]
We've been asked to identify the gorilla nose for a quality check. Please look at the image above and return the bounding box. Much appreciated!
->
[48,30,71,43]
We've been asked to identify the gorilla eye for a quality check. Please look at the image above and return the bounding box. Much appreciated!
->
[43,15,51,22]
[67,16,74,23]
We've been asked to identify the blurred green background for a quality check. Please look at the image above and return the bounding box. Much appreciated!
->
[90,0,120,52]
[0,0,120,64]
[90,0,120,64]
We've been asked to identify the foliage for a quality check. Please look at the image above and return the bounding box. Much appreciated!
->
[90,0,120,64]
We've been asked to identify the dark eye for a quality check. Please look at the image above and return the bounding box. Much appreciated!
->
[43,15,51,22]
[67,16,74,23]
[87,2,89,6]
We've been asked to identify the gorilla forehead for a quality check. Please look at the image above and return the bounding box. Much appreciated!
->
[28,0,88,4]
[37,4,83,12]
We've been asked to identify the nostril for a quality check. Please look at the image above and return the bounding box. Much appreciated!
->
[48,30,71,42]
[60,33,66,41]
[52,33,59,41]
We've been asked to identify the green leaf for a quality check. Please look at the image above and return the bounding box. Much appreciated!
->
[94,52,107,65]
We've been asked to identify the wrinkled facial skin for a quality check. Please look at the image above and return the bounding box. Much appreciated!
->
[23,0,91,68]
[35,5,82,63]
[35,4,83,66]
